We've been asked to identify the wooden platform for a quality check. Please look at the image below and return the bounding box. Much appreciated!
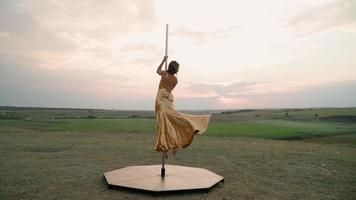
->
[104,165,224,192]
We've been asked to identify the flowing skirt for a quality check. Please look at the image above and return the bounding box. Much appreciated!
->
[155,88,211,152]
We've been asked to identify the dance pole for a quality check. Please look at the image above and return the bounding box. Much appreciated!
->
[161,24,168,178]
[165,24,169,70]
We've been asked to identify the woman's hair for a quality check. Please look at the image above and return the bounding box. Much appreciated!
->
[167,61,179,74]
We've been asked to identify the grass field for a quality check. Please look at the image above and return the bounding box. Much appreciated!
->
[1,118,355,141]
[0,107,356,199]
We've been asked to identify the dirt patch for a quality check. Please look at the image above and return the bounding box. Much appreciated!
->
[26,146,71,153]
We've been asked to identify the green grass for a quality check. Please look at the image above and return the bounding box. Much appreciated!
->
[1,107,356,199]
[207,120,356,140]
[0,119,155,133]
[306,134,356,146]
[0,125,355,200]
[290,107,356,117]
[212,107,356,121]
[51,118,156,133]
[1,118,355,141]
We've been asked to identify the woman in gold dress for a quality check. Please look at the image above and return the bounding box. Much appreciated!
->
[155,56,211,157]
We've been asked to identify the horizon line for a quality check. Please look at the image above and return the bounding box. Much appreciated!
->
[1,105,355,111]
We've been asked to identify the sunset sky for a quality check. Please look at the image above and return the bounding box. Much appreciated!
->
[1,0,355,110]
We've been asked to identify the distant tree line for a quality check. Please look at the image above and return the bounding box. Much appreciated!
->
[221,109,255,114]
[0,112,26,120]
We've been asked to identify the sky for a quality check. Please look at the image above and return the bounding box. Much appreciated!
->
[0,0,356,110]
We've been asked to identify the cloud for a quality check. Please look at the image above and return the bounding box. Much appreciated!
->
[179,80,356,109]
[288,0,356,34]
[171,26,240,45]
[248,80,356,108]
[0,58,128,90]
[175,96,220,110]
[0,59,129,108]
[1,0,355,110]
[118,42,162,67]
[0,1,76,54]
[0,0,158,70]
[239,80,356,108]
[121,43,160,52]
[186,81,259,97]
[0,0,159,108]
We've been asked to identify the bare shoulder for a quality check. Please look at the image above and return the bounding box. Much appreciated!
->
[157,69,168,76]
[167,73,177,80]
[160,70,168,76]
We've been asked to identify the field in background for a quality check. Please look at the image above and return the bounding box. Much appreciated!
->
[2,106,356,120]
[1,106,356,142]
[0,107,355,199]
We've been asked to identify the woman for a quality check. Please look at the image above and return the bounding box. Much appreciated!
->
[155,56,211,157]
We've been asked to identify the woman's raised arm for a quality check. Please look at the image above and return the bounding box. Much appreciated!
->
[156,56,168,75]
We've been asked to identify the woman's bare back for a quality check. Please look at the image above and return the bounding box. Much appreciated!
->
[159,71,178,93]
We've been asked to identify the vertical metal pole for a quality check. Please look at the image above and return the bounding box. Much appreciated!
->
[164,24,168,71]
[161,152,165,178]
[161,24,169,179]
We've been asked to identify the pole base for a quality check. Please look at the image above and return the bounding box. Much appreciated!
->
[104,165,224,192]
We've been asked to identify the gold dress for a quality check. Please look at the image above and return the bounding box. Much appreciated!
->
[155,87,211,152]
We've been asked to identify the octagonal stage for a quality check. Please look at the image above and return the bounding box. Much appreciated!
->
[104,165,224,192]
